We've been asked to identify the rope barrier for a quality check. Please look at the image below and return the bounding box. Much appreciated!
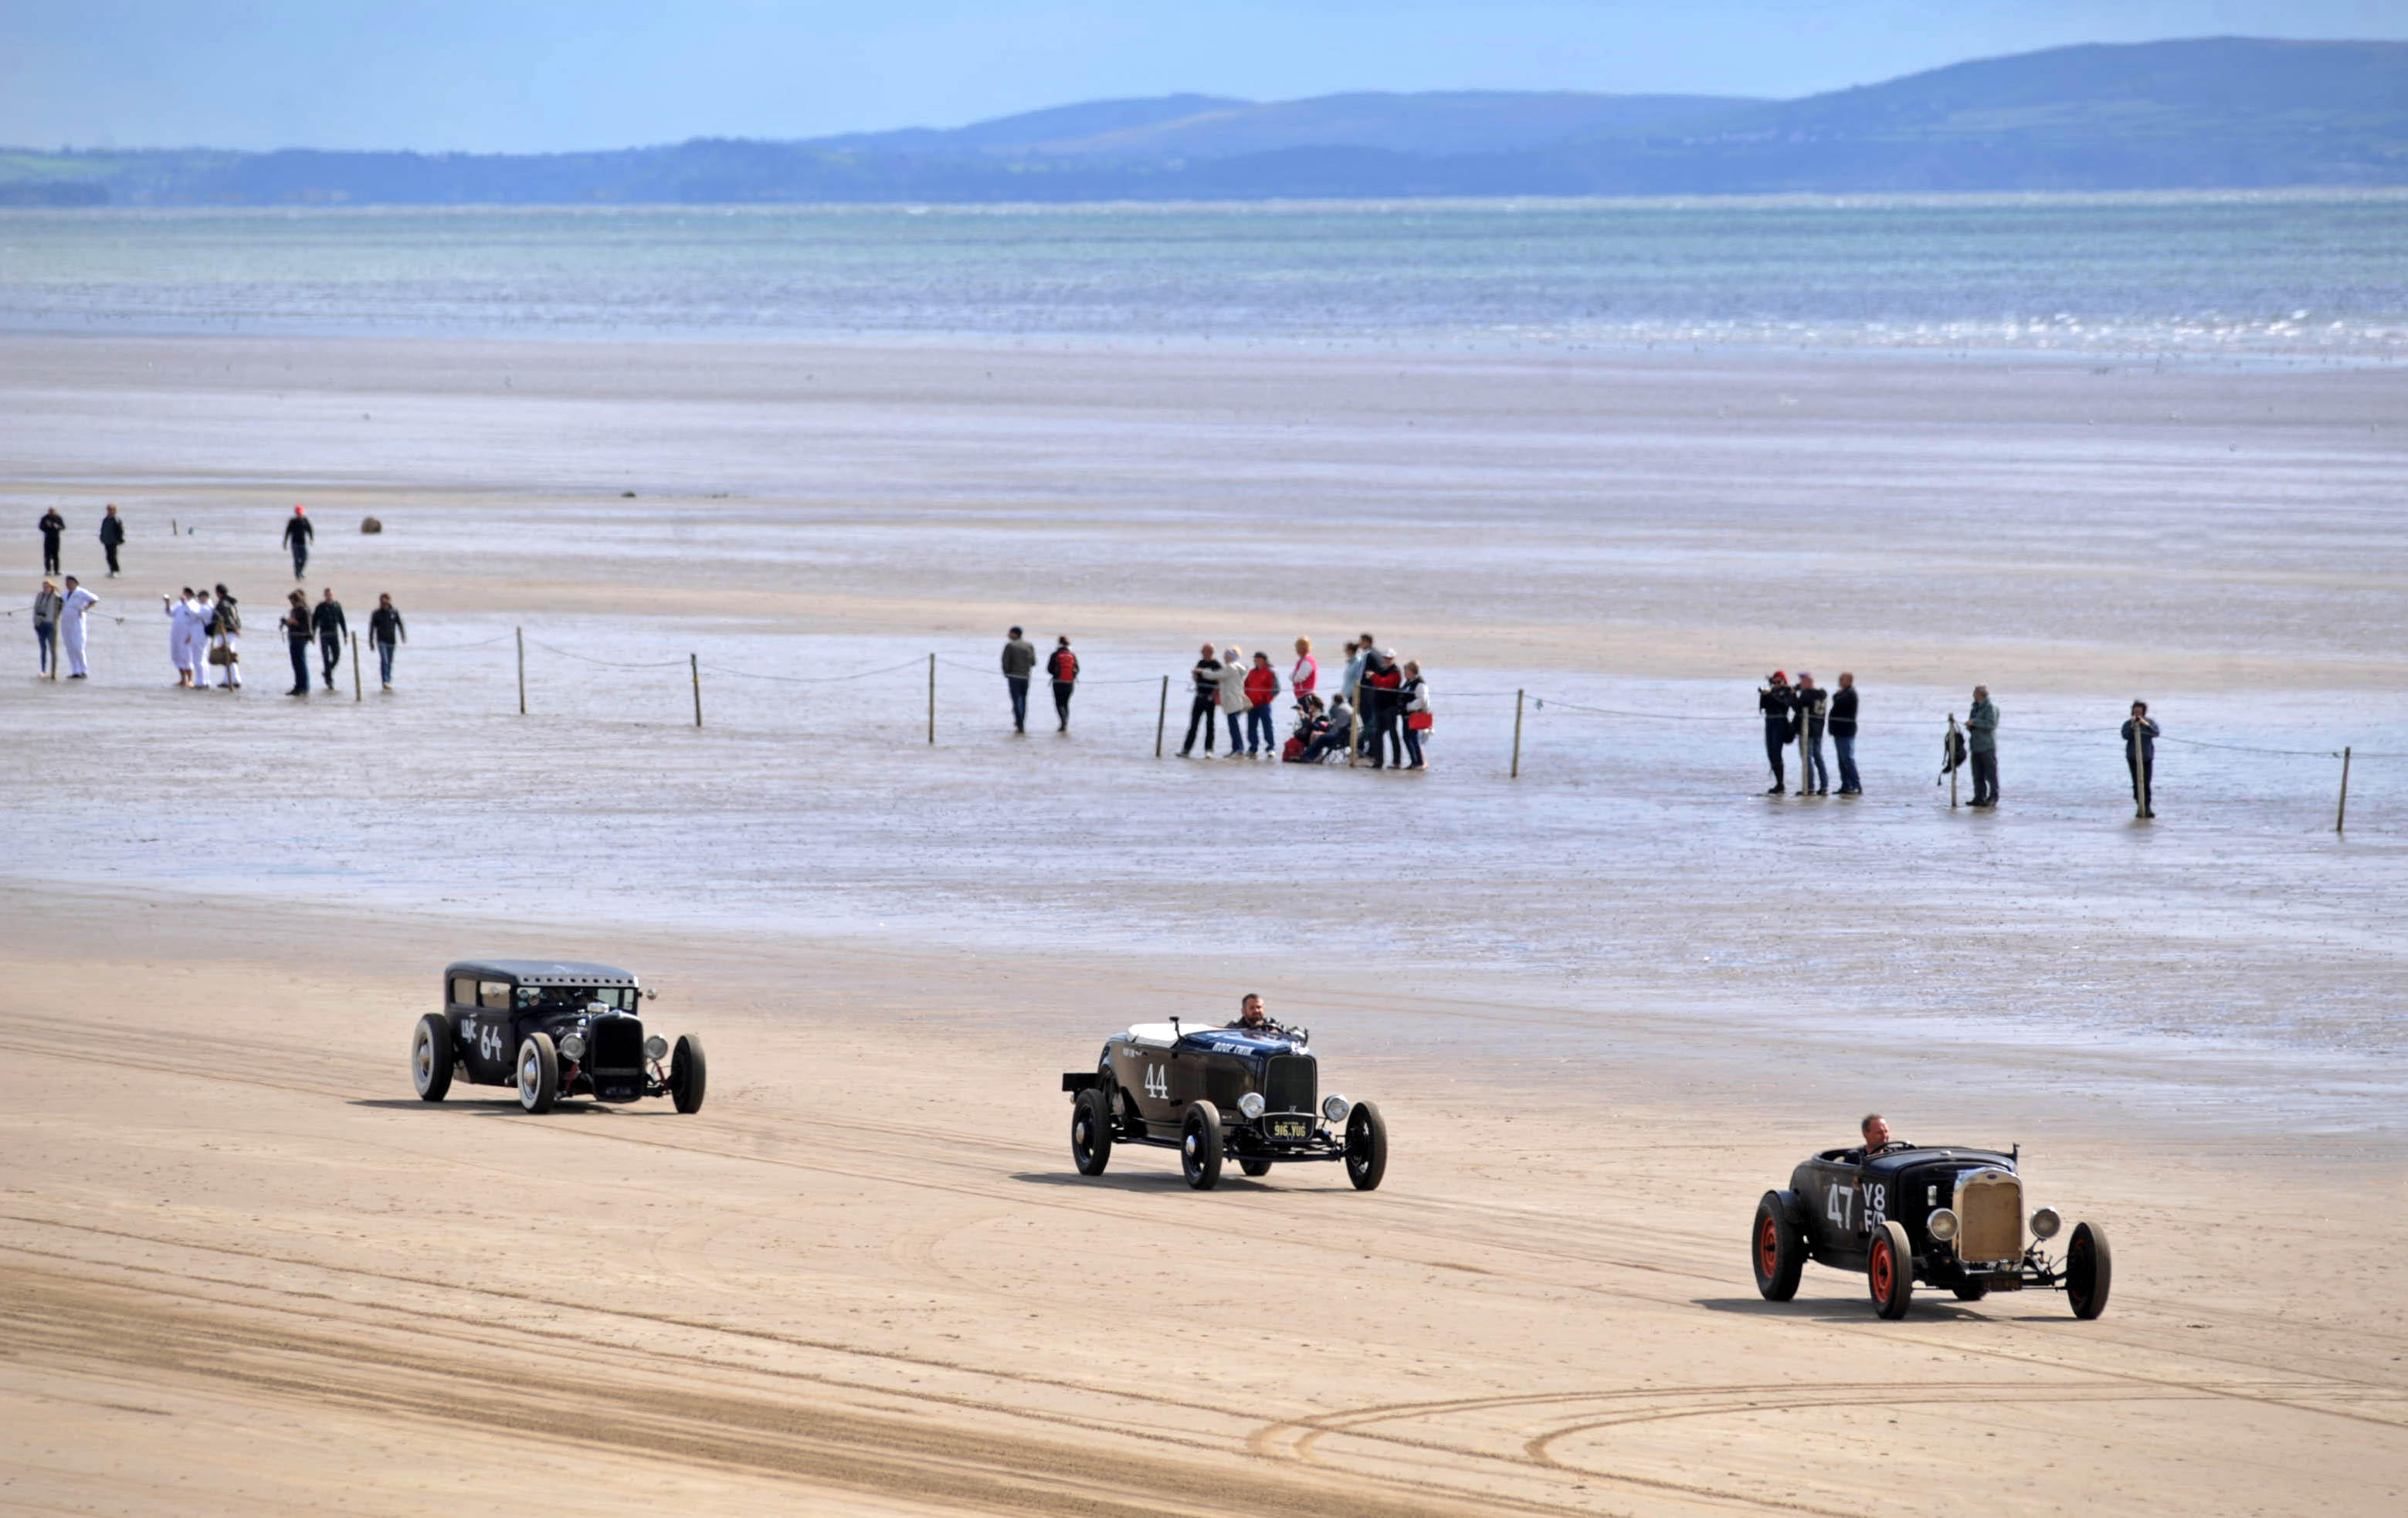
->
[696,655,928,686]
[408,632,515,652]
[524,639,690,669]
[2156,734,2342,759]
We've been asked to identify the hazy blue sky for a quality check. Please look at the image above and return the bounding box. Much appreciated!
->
[6,1,2403,152]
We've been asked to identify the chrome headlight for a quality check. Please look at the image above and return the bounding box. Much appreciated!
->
[1321,1094,1350,1124]
[1237,1091,1267,1120]
[2030,1206,2062,1240]
[1926,1207,1959,1243]
[556,1031,588,1060]
[643,1035,669,1061]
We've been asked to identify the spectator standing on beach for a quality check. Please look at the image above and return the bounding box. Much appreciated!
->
[2121,701,2159,818]
[1291,638,1318,706]
[1398,661,1430,770]
[282,591,313,694]
[59,576,99,679]
[999,625,1036,734]
[1795,672,1831,796]
[282,506,314,580]
[1243,651,1280,756]
[1759,671,1796,794]
[1965,685,2000,807]
[1215,646,1253,757]
[186,589,214,681]
[314,588,348,686]
[207,584,242,690]
[1179,642,1223,756]
[39,509,65,574]
[98,506,126,578]
[1830,672,1862,795]
[369,594,405,690]
[163,589,199,687]
[1044,635,1079,732]
[32,578,62,675]
[1363,648,1405,769]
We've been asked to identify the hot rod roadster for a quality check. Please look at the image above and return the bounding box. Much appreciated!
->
[1752,1143,2110,1319]
[1061,1019,1386,1191]
[412,959,706,1115]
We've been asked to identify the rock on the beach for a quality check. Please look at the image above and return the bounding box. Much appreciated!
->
[361,517,383,534]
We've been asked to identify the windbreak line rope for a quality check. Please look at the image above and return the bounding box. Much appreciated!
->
[408,633,516,652]
[698,656,928,686]
[524,639,689,669]
[2155,734,2342,759]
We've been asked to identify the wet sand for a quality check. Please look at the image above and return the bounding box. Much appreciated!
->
[3,333,2406,1513]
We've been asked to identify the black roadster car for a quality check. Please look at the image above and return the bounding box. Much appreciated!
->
[1752,1143,2110,1319]
[1061,1020,1386,1191]
[411,959,706,1115]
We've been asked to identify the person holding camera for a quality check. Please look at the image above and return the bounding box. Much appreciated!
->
[1759,671,1796,794]
[2121,700,2159,818]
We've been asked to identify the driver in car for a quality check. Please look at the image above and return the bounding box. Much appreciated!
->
[1860,1113,1908,1157]
[1227,993,1284,1034]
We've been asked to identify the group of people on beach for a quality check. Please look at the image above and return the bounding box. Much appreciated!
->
[1180,633,1433,768]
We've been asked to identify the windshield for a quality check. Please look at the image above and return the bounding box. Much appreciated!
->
[513,984,635,1013]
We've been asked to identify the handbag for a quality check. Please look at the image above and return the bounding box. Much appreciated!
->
[1407,710,1433,731]
[208,642,236,666]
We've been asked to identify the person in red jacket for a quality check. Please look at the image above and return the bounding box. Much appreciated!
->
[1242,651,1281,757]
[1044,635,1079,732]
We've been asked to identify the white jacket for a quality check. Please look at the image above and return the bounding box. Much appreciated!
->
[1216,659,1251,711]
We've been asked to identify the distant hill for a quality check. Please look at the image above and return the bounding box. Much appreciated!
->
[4,38,2402,206]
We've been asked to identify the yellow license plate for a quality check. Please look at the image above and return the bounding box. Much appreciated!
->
[1267,1116,1310,1140]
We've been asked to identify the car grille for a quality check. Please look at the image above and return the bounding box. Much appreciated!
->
[588,1016,645,1073]
[1956,1170,2023,1262]
[1263,1055,1317,1115]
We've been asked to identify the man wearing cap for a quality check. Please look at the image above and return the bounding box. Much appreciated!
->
[1759,671,1796,794]
[282,505,314,579]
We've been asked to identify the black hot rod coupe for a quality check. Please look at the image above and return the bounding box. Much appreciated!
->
[1752,1142,2110,1319]
[1062,1020,1386,1191]
[411,959,706,1115]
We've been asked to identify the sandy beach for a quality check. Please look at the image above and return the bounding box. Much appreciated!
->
[4,331,2406,1514]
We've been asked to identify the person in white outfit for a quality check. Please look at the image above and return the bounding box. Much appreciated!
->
[59,576,100,678]
[164,588,198,686]
[186,590,215,683]
[1214,646,1252,757]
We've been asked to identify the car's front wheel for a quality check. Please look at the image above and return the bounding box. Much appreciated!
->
[1344,1101,1388,1191]
[670,1034,707,1114]
[2066,1221,2112,1320]
[1751,1192,1805,1300]
[517,1032,560,1114]
[1867,1220,1914,1319]
[1238,1158,1272,1177]
[1180,1103,1223,1191]
[1953,1283,1989,1302]
[411,1014,453,1102]
[1071,1086,1113,1176]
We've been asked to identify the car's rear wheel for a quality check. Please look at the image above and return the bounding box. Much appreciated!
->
[1072,1086,1113,1176]
[411,1014,453,1102]
[1953,1282,1989,1302]
[2066,1221,2112,1320]
[1344,1100,1388,1191]
[1238,1158,1272,1177]
[1751,1192,1805,1301]
[1867,1220,1914,1319]
[670,1034,707,1114]
[1180,1103,1223,1191]
[517,1032,559,1114]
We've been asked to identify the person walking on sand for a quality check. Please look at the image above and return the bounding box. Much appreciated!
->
[2121,701,2160,818]
[1215,645,1253,757]
[1965,685,2000,807]
[368,593,405,690]
[281,591,313,694]
[1044,635,1079,732]
[1291,637,1318,707]
[98,506,126,578]
[1759,670,1796,794]
[313,588,347,686]
[1794,672,1830,796]
[39,508,65,574]
[1830,671,1862,795]
[999,625,1036,734]
[1397,660,1431,770]
[59,575,99,678]
[206,584,243,690]
[1243,650,1280,757]
[1179,641,1223,756]
[282,505,314,579]
[163,588,199,686]
[32,578,62,676]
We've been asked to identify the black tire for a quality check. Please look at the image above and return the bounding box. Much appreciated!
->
[670,1034,707,1114]
[411,1013,453,1103]
[1071,1086,1113,1176]
[1180,1103,1223,1191]
[2066,1221,2112,1320]
[1344,1100,1388,1191]
[1238,1158,1272,1177]
[1867,1220,1915,1319]
[516,1032,559,1114]
[1751,1192,1805,1301]
[1953,1283,1990,1302]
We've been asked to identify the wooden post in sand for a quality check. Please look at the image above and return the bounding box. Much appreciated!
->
[2336,746,2352,833]
[516,627,526,715]
[690,653,703,729]
[1511,690,1525,779]
[927,653,935,745]
[1155,675,1168,758]
[1947,714,1960,808]
[351,632,361,702]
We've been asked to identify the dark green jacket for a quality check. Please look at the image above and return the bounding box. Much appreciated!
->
[1966,700,1999,754]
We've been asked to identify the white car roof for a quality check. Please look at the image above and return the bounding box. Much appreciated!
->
[1121,1022,1185,1049]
